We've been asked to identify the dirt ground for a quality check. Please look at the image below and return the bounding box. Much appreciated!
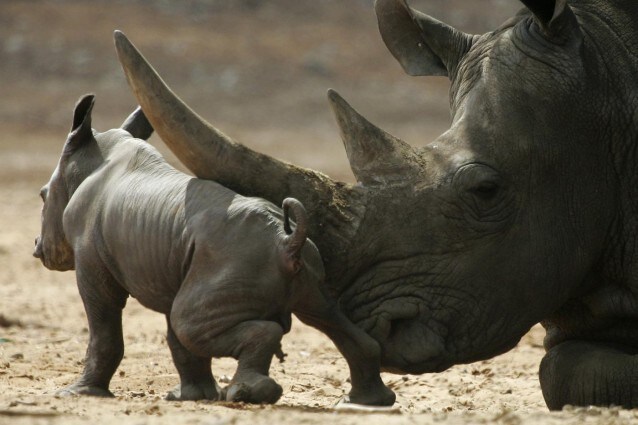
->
[2,1,638,424]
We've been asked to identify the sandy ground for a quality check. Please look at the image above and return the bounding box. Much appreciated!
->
[2,1,638,424]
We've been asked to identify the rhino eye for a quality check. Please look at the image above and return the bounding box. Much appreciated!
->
[468,180,500,200]
[453,163,505,208]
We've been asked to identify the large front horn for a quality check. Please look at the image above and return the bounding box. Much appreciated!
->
[328,89,423,186]
[115,31,310,198]
[113,31,364,291]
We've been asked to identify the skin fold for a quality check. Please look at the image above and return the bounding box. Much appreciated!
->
[34,95,395,406]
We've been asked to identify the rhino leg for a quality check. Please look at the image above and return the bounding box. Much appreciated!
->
[170,287,284,404]
[540,340,638,409]
[293,284,396,406]
[213,320,284,404]
[165,317,220,401]
[59,260,127,397]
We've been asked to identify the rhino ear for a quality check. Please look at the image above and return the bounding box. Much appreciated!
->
[520,0,577,37]
[375,0,474,77]
[68,94,95,147]
[121,106,154,141]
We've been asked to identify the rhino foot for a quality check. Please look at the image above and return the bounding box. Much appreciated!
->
[56,384,114,398]
[540,340,638,409]
[165,382,220,401]
[348,385,396,407]
[222,377,282,404]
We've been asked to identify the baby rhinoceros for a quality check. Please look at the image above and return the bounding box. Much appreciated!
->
[34,94,395,406]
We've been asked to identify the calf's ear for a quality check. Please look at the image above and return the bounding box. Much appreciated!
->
[68,94,95,147]
[374,0,474,77]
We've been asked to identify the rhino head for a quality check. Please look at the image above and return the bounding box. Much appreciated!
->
[113,0,621,375]
[34,95,153,272]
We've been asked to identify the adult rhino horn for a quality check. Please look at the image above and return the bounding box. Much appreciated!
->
[115,31,342,202]
[327,89,422,186]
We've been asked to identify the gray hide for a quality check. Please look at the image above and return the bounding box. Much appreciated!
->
[112,0,638,410]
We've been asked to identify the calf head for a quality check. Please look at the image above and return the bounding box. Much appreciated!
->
[114,0,624,373]
[34,95,97,271]
[34,95,153,271]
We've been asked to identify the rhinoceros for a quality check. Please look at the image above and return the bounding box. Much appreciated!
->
[33,95,395,405]
[113,0,638,410]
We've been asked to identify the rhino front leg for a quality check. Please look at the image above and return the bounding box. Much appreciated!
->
[59,263,127,397]
[293,285,396,406]
[165,317,220,401]
[540,340,638,409]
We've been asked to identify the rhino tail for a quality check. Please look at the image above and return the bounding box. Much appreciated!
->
[282,198,308,275]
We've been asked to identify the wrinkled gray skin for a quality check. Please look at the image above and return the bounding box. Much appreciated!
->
[33,95,394,406]
[113,0,638,411]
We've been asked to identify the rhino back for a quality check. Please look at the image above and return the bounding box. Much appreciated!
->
[98,170,197,313]
[73,141,290,316]
[63,136,223,313]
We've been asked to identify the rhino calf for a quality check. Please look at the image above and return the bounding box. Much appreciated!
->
[33,94,395,406]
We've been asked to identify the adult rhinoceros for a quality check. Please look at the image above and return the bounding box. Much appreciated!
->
[113,0,638,410]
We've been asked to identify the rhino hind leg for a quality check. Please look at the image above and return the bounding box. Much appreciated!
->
[165,317,220,401]
[540,340,638,410]
[170,302,284,405]
[213,320,284,404]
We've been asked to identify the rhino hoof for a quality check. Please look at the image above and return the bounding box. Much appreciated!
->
[165,382,220,401]
[56,384,114,398]
[348,386,396,407]
[223,378,282,404]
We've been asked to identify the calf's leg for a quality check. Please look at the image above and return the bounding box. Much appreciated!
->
[293,284,396,406]
[165,317,220,401]
[213,320,284,404]
[59,262,127,397]
[540,340,638,409]
[171,285,284,404]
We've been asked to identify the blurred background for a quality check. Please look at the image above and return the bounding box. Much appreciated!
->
[1,0,520,183]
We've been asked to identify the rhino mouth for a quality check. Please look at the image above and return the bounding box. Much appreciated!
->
[33,236,44,260]
[379,319,452,374]
[33,236,74,271]
[343,289,453,374]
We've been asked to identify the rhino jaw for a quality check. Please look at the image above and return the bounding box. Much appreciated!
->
[33,235,74,271]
